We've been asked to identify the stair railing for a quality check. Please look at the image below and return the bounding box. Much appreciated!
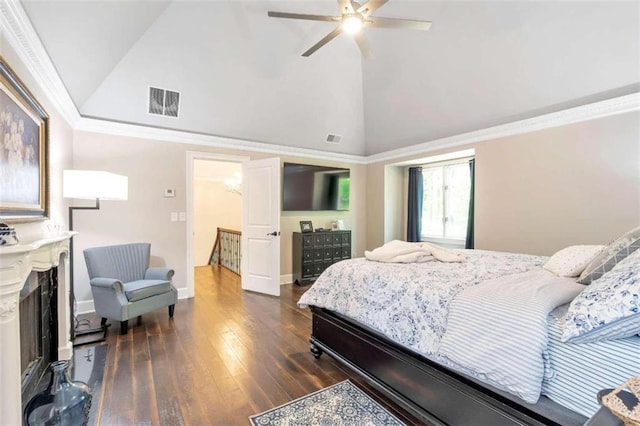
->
[208,227,241,275]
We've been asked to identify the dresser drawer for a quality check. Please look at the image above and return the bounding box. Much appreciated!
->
[303,250,313,262]
[302,234,313,247]
[302,263,313,278]
[324,248,333,260]
[341,232,351,245]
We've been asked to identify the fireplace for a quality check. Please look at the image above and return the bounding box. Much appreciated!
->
[20,270,59,408]
[0,234,74,425]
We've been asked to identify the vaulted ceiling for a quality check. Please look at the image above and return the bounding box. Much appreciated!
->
[21,0,640,156]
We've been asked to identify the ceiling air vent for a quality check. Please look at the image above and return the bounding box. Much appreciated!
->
[148,86,180,118]
[325,133,342,144]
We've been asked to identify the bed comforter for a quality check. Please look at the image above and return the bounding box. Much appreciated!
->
[298,249,545,355]
[438,269,584,402]
[298,249,582,403]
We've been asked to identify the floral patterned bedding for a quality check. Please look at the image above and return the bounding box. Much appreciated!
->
[298,249,546,356]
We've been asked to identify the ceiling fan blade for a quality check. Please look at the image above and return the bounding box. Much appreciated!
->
[366,17,432,30]
[302,27,343,57]
[353,32,371,58]
[337,0,355,14]
[268,11,339,23]
[357,0,389,17]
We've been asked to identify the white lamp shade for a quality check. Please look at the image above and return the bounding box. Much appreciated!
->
[63,170,128,200]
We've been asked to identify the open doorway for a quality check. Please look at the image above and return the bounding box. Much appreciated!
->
[186,151,249,298]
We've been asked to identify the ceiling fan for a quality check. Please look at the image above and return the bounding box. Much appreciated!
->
[267,0,432,58]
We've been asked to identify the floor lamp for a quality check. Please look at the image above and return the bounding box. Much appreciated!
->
[63,170,128,344]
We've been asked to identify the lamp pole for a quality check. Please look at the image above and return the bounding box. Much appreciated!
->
[68,198,100,342]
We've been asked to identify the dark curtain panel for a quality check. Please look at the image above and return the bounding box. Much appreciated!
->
[407,167,423,242]
[465,159,475,249]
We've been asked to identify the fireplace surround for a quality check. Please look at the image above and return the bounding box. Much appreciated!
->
[0,233,74,425]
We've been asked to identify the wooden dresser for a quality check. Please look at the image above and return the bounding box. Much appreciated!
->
[292,230,351,285]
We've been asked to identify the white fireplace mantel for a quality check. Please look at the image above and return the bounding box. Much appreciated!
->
[0,232,75,424]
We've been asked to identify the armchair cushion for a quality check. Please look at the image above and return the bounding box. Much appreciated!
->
[123,279,172,302]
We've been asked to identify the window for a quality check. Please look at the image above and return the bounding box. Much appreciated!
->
[337,177,350,211]
[421,160,472,242]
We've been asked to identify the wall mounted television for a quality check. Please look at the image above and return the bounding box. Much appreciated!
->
[282,162,350,211]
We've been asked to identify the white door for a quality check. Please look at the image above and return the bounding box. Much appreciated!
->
[241,158,281,296]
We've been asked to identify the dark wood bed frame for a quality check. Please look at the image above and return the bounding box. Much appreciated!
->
[310,306,589,426]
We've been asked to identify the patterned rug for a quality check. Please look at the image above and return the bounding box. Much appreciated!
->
[249,380,405,425]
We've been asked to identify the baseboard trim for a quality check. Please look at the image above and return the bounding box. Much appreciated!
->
[75,300,95,315]
[177,287,190,299]
[280,274,293,285]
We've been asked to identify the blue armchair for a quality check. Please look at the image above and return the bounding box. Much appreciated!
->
[83,243,178,334]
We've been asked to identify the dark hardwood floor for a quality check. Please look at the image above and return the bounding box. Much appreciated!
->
[82,265,424,425]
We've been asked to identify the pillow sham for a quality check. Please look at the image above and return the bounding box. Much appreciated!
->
[563,248,640,344]
[543,245,605,277]
[577,226,640,284]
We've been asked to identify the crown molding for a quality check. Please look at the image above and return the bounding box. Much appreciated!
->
[0,0,81,126]
[365,92,640,164]
[2,0,638,167]
[74,116,367,164]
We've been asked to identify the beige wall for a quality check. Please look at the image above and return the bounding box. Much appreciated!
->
[366,111,640,255]
[70,130,366,302]
[193,179,242,266]
[384,165,404,242]
[1,35,74,240]
[475,112,640,254]
[193,160,242,266]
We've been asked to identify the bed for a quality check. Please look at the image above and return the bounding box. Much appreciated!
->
[298,246,640,425]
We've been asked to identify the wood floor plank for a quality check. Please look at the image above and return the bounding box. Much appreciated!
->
[83,265,423,425]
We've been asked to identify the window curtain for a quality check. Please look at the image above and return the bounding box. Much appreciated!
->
[407,167,423,242]
[465,159,475,249]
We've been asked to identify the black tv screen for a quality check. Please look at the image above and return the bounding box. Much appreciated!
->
[282,162,350,211]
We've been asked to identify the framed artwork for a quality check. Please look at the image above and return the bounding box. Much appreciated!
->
[299,220,313,233]
[0,56,49,222]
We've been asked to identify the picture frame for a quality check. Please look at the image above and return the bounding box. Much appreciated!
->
[299,220,313,233]
[0,56,49,222]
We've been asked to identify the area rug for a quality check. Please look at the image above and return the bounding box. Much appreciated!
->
[249,380,405,425]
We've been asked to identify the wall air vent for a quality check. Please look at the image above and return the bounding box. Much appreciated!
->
[148,86,180,118]
[325,133,342,144]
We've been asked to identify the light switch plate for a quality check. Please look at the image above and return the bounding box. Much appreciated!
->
[170,212,178,222]
[178,212,186,222]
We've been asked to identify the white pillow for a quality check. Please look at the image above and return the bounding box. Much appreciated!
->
[543,245,606,278]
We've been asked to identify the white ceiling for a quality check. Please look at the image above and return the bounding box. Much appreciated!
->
[21,0,640,156]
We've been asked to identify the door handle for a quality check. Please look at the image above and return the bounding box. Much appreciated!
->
[267,231,280,236]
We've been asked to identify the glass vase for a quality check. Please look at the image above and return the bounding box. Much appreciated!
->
[24,360,92,426]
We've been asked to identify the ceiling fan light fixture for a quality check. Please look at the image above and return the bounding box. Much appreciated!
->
[342,15,363,34]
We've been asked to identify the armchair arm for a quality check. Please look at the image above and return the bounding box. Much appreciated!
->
[90,277,124,293]
[145,267,175,281]
[89,277,128,320]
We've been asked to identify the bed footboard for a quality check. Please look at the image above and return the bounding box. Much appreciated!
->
[310,307,585,426]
